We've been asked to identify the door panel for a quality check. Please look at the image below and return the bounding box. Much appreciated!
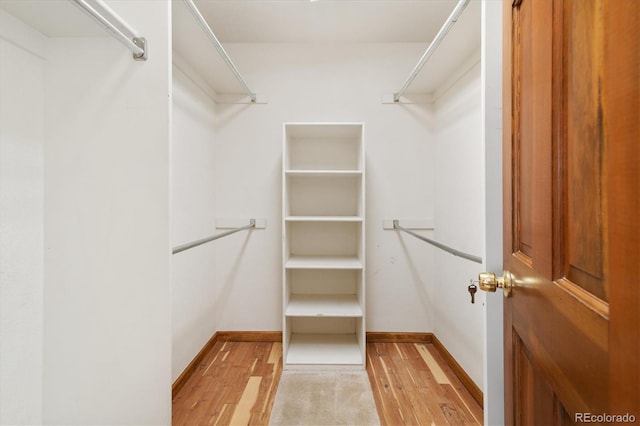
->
[513,333,571,426]
[513,0,534,260]
[508,260,608,418]
[564,0,607,301]
[511,0,553,278]
[503,0,638,423]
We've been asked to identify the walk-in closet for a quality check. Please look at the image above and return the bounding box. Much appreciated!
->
[1,0,505,424]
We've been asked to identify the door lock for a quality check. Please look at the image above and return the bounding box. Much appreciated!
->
[478,271,513,297]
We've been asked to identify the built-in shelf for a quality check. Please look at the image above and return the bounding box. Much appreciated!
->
[285,216,362,222]
[283,122,365,369]
[286,294,362,317]
[285,256,363,270]
[285,170,362,177]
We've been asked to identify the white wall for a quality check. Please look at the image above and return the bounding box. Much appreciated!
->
[0,10,45,425]
[210,44,436,333]
[171,65,218,381]
[42,2,172,424]
[432,60,485,388]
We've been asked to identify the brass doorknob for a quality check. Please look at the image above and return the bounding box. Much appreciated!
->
[478,271,513,297]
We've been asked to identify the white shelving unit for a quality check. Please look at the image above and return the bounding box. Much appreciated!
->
[282,122,365,369]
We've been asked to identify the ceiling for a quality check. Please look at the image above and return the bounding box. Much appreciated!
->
[191,0,461,44]
[1,0,481,95]
[1,0,470,43]
[0,0,105,37]
[173,0,481,95]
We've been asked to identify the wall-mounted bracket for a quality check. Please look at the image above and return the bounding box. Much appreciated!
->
[132,37,147,61]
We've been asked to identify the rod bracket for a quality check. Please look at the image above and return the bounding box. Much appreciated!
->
[393,220,400,228]
[132,37,147,61]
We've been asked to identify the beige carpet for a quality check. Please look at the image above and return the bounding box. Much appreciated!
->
[269,370,381,426]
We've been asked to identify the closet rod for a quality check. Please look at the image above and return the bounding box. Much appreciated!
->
[172,220,256,254]
[393,220,482,264]
[70,0,147,60]
[183,0,257,102]
[393,0,470,102]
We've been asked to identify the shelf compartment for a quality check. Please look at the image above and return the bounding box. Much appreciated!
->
[285,333,363,367]
[288,269,360,294]
[286,174,362,217]
[285,256,363,270]
[286,294,362,317]
[284,124,363,171]
[285,270,363,319]
[287,221,361,257]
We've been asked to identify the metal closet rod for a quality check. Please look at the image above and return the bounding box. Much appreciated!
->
[183,0,257,103]
[70,0,147,60]
[172,219,256,254]
[393,220,482,264]
[393,0,470,102]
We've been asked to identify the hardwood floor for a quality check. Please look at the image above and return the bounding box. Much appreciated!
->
[367,342,483,425]
[172,341,483,425]
[172,341,283,425]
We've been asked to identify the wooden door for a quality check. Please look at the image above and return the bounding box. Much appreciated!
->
[502,0,639,423]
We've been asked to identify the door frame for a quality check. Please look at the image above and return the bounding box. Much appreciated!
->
[481,1,505,425]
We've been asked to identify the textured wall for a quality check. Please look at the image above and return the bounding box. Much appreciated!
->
[0,10,45,425]
[171,66,218,382]
[432,60,484,389]
[42,1,172,423]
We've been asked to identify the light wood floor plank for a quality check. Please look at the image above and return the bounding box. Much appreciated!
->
[415,343,451,384]
[229,376,262,425]
[267,342,281,364]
